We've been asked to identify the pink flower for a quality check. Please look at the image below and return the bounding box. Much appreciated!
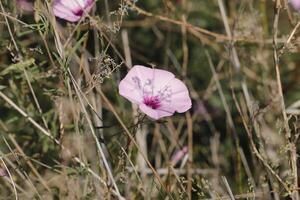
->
[53,0,94,22]
[171,146,188,165]
[17,0,94,22]
[119,65,192,120]
[290,0,300,11]
[17,0,34,12]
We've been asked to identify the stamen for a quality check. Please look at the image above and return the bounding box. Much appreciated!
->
[74,9,84,16]
[143,96,161,109]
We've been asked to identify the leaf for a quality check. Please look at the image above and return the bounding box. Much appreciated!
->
[65,32,89,66]
[0,58,35,76]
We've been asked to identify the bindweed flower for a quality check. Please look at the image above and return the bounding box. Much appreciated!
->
[171,146,188,165]
[17,0,94,22]
[53,0,94,22]
[17,0,34,12]
[119,65,192,120]
[290,0,300,11]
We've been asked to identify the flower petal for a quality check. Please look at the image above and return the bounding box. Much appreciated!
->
[167,78,192,113]
[53,3,80,22]
[17,0,34,12]
[132,65,175,95]
[53,0,94,22]
[139,104,174,120]
[290,0,300,11]
[118,66,144,104]
[54,0,80,10]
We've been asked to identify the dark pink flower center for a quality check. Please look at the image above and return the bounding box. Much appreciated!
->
[143,96,161,109]
[74,9,84,16]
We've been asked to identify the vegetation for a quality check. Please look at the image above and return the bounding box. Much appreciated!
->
[0,0,300,199]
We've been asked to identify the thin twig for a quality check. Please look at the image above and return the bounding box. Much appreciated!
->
[231,89,292,195]
[99,89,174,199]
[68,69,123,199]
[0,90,123,198]
[273,1,298,199]
[0,157,18,200]
[222,176,235,200]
